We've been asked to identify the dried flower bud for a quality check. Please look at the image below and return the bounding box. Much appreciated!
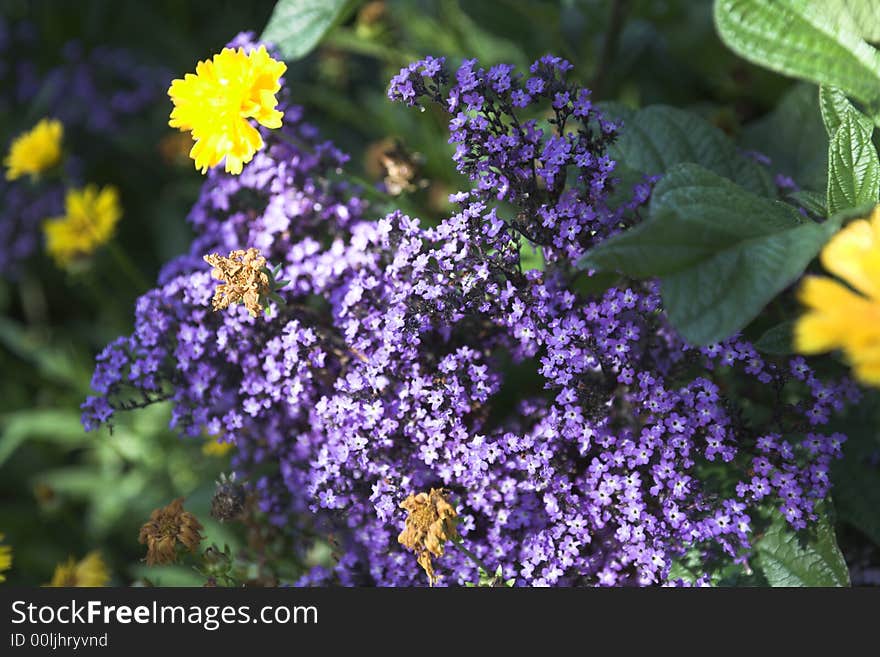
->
[358,1,387,26]
[138,498,204,566]
[210,473,246,522]
[203,248,271,317]
[365,139,424,196]
[398,488,459,585]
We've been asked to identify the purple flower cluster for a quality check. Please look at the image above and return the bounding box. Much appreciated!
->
[84,46,858,586]
[389,54,621,263]
[0,177,63,277]
[0,16,169,278]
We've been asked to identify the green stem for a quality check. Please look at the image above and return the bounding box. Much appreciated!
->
[451,538,493,576]
[54,172,151,294]
[591,0,632,99]
[105,239,150,293]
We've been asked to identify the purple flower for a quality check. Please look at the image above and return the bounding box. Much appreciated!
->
[82,49,858,587]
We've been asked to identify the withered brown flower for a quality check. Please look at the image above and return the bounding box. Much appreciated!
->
[138,498,204,566]
[364,138,424,196]
[203,248,270,317]
[398,488,459,585]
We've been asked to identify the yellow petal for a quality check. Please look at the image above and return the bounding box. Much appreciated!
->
[820,217,880,299]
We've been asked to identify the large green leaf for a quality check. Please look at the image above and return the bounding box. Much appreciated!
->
[825,98,880,214]
[830,0,880,44]
[714,0,880,111]
[260,0,357,61]
[580,164,837,344]
[741,83,827,193]
[607,105,774,196]
[755,508,850,587]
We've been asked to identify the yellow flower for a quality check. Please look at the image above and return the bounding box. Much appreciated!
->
[202,437,235,457]
[43,185,122,267]
[4,118,63,181]
[168,45,287,175]
[795,205,880,384]
[0,533,12,583]
[46,551,110,587]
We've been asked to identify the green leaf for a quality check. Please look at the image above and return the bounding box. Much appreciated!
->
[787,190,827,217]
[518,240,545,272]
[755,508,850,587]
[819,86,873,138]
[580,164,839,345]
[0,318,91,392]
[829,0,880,44]
[714,0,880,110]
[826,104,880,214]
[754,320,796,355]
[607,105,775,196]
[0,410,87,467]
[260,0,357,61]
[741,83,827,193]
[833,458,880,547]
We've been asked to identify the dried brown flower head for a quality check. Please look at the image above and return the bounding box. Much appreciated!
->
[203,248,270,317]
[138,498,204,566]
[357,1,387,26]
[364,139,425,196]
[398,488,459,585]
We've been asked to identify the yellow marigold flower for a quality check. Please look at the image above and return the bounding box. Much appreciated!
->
[43,185,122,267]
[168,45,287,175]
[4,118,63,181]
[139,498,204,566]
[398,488,459,585]
[0,533,12,583]
[202,437,235,457]
[204,248,271,317]
[46,551,110,587]
[795,205,880,385]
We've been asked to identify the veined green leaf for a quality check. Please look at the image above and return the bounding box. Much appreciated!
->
[714,0,880,111]
[260,0,357,61]
[607,105,774,196]
[825,98,879,214]
[755,507,850,587]
[580,164,839,345]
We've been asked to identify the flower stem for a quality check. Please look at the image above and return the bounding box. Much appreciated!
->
[105,239,150,293]
[451,538,493,575]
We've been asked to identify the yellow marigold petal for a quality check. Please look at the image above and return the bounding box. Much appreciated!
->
[852,357,880,385]
[4,118,64,181]
[46,551,110,587]
[0,533,12,583]
[820,217,880,299]
[168,44,286,175]
[43,185,122,268]
[794,276,872,353]
[203,438,235,457]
